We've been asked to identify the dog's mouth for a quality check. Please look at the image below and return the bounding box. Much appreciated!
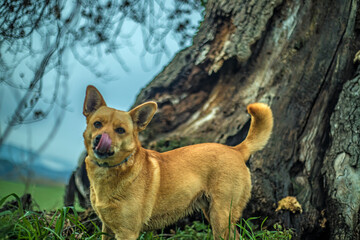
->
[93,133,114,159]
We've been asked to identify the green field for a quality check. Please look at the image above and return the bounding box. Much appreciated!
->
[0,180,65,210]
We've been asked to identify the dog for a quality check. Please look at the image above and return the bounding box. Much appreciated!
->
[83,85,273,240]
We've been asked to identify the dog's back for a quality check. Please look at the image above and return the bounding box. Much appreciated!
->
[143,103,273,236]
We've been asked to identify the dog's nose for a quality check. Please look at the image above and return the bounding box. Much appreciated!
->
[94,134,102,147]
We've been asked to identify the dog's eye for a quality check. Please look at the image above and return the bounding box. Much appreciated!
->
[115,127,125,134]
[93,121,102,129]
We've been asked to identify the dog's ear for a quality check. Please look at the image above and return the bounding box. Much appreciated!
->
[83,85,107,117]
[129,102,157,131]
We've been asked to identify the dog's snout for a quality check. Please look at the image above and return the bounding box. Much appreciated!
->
[94,134,102,147]
[92,133,113,158]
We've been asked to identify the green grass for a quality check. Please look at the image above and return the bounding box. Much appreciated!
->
[236,217,293,240]
[0,180,65,210]
[0,193,102,239]
[0,193,294,239]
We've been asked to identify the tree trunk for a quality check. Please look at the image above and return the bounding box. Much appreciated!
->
[133,0,360,239]
[323,67,360,239]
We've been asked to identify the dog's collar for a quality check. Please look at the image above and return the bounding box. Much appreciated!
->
[92,153,132,168]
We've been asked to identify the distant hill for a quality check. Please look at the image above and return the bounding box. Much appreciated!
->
[0,144,73,184]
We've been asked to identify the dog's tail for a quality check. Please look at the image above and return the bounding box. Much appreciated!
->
[234,103,273,160]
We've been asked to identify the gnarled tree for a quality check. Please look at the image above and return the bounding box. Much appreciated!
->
[133,0,360,239]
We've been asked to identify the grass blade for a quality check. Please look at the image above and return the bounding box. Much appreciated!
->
[44,226,64,239]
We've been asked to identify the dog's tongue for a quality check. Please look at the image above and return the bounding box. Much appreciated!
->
[95,133,112,153]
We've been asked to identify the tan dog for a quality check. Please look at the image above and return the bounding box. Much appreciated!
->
[83,85,273,240]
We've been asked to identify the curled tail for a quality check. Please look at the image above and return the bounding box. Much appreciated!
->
[235,103,273,159]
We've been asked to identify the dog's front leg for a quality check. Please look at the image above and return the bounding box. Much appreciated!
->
[113,227,140,240]
[101,218,141,240]
[101,224,114,240]
[98,205,142,240]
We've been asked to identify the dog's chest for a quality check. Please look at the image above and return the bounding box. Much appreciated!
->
[89,183,110,210]
[87,169,120,205]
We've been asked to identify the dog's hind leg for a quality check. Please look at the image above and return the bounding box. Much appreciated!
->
[208,199,239,240]
[208,189,250,240]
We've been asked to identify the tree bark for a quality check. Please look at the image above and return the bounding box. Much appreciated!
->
[323,66,360,239]
[133,0,360,239]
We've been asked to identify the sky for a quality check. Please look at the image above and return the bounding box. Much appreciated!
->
[0,22,195,171]
[0,1,203,173]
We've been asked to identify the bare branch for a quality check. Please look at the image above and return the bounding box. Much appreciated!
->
[0,0,81,145]
[0,0,203,146]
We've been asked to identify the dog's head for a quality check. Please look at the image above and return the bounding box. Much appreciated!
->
[83,85,157,165]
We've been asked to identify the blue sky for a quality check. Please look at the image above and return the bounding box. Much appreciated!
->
[0,2,203,172]
[0,28,183,170]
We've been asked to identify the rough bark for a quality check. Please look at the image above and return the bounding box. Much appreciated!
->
[133,0,360,239]
[323,66,360,240]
